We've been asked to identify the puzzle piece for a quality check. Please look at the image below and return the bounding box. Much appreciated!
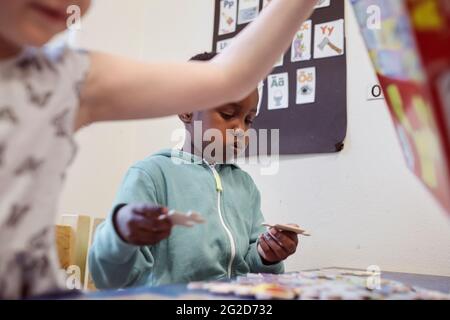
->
[168,210,205,227]
[262,223,311,236]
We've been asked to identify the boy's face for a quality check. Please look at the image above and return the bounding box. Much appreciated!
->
[181,89,259,163]
[0,0,91,48]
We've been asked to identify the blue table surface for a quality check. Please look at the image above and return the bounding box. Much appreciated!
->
[37,268,450,300]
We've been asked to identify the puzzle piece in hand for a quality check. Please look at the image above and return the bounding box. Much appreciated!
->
[168,210,205,227]
[262,223,311,236]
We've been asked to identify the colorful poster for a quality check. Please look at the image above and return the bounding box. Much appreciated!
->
[296,67,316,104]
[267,73,289,110]
[314,19,345,59]
[238,0,259,24]
[219,0,237,35]
[217,38,233,53]
[291,20,312,62]
[315,0,331,9]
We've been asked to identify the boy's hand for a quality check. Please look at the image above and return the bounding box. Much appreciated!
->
[113,203,173,246]
[257,226,299,264]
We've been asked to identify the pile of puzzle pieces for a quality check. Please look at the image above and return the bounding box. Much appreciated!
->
[187,269,450,300]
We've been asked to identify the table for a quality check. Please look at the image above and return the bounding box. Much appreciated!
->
[40,267,450,300]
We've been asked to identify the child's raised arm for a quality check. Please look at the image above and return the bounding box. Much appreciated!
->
[76,0,318,129]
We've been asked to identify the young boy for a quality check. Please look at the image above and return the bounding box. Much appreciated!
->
[0,0,317,298]
[89,52,299,289]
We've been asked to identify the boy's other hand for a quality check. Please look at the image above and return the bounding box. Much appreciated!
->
[257,226,299,264]
[114,203,173,246]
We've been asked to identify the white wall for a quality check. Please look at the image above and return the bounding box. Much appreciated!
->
[58,0,450,276]
[59,0,214,216]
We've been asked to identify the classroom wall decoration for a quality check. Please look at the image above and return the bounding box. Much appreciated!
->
[213,0,348,155]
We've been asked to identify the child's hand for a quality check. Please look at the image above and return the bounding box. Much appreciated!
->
[257,226,299,264]
[113,203,173,246]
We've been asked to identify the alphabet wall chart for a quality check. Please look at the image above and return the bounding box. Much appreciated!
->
[213,0,347,155]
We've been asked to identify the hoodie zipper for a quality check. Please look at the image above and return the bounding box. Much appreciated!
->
[207,163,236,279]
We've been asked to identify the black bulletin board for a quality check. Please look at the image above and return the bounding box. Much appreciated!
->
[213,0,347,155]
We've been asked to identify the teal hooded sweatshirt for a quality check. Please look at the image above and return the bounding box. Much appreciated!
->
[89,149,284,289]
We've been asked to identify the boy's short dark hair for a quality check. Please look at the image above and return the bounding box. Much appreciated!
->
[189,52,218,62]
